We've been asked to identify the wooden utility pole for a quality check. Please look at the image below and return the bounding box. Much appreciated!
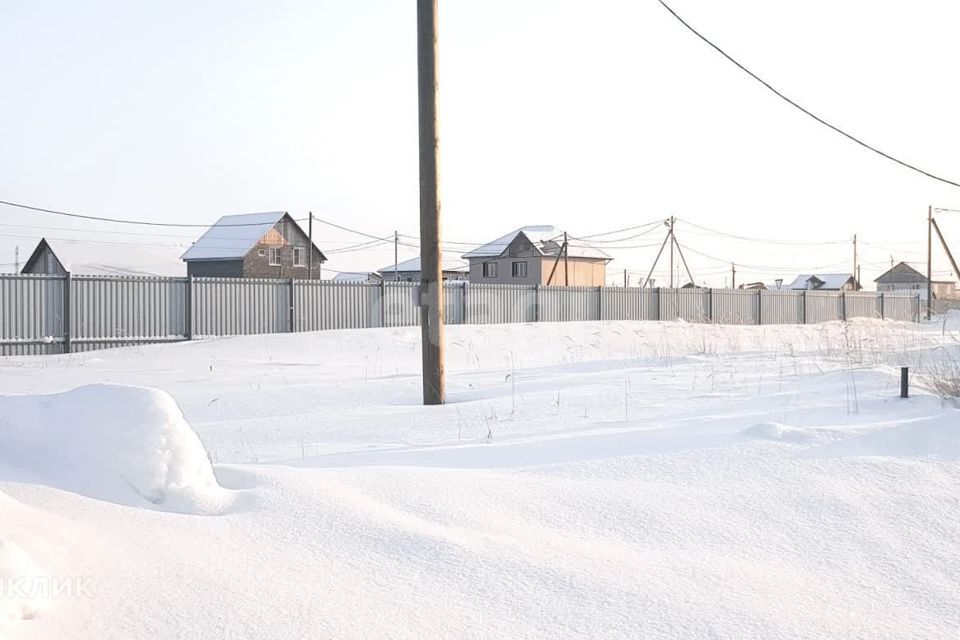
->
[546,236,568,286]
[623,269,628,288]
[932,217,960,289]
[852,234,858,290]
[394,230,399,281]
[927,205,933,320]
[418,0,445,405]
[668,217,675,288]
[308,212,314,279]
[642,219,673,288]
[731,263,736,290]
[563,231,569,286]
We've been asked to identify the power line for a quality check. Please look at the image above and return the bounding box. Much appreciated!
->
[576,219,667,240]
[0,222,414,247]
[677,218,847,246]
[678,242,848,273]
[657,0,960,190]
[0,199,307,228]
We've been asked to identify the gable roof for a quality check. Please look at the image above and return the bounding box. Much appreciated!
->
[462,226,610,260]
[377,256,469,274]
[874,262,928,284]
[180,212,289,262]
[332,271,381,283]
[789,273,855,290]
[23,238,185,277]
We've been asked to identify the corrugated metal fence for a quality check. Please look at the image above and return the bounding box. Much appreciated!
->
[0,274,921,355]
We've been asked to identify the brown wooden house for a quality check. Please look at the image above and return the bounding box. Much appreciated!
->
[181,212,326,279]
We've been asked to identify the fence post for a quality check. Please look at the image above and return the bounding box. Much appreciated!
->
[801,290,807,324]
[707,287,713,323]
[62,272,72,353]
[289,279,297,332]
[756,289,762,325]
[879,292,885,320]
[917,294,921,323]
[841,291,847,322]
[534,284,540,322]
[185,276,194,340]
[380,280,387,328]
[597,286,603,321]
[656,287,662,321]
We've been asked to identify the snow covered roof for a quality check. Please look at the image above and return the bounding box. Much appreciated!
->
[180,212,287,262]
[27,238,185,277]
[789,273,855,290]
[332,271,380,283]
[874,262,928,284]
[377,256,469,274]
[461,226,610,261]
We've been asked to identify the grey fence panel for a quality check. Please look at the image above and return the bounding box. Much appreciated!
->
[883,295,918,322]
[659,288,710,322]
[193,278,290,336]
[639,288,660,321]
[711,289,759,324]
[601,287,640,321]
[0,275,65,355]
[0,274,924,357]
[383,282,420,328]
[71,275,187,345]
[467,284,536,324]
[759,290,802,325]
[845,292,882,319]
[540,286,599,322]
[444,282,465,325]
[297,281,382,331]
[805,292,843,324]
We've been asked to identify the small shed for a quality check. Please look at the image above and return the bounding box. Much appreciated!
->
[788,273,859,292]
[20,238,185,277]
[378,256,469,282]
[332,271,382,284]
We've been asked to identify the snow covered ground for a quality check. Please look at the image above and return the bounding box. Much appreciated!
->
[1,319,959,639]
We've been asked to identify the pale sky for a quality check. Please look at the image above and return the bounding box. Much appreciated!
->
[2,0,960,286]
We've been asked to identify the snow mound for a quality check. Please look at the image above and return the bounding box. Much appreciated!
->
[0,385,229,514]
[0,538,46,621]
[741,422,815,445]
[814,414,960,460]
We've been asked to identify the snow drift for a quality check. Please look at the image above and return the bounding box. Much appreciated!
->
[0,538,45,621]
[0,385,228,513]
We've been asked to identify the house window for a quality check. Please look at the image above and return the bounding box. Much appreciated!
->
[293,247,305,267]
[482,262,497,278]
[269,247,282,266]
[258,248,266,257]
[512,261,527,278]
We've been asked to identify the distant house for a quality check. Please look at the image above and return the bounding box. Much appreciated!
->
[788,273,859,292]
[874,262,956,299]
[739,282,767,291]
[378,256,469,283]
[181,212,326,279]
[332,271,381,284]
[462,226,610,286]
[20,238,185,277]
